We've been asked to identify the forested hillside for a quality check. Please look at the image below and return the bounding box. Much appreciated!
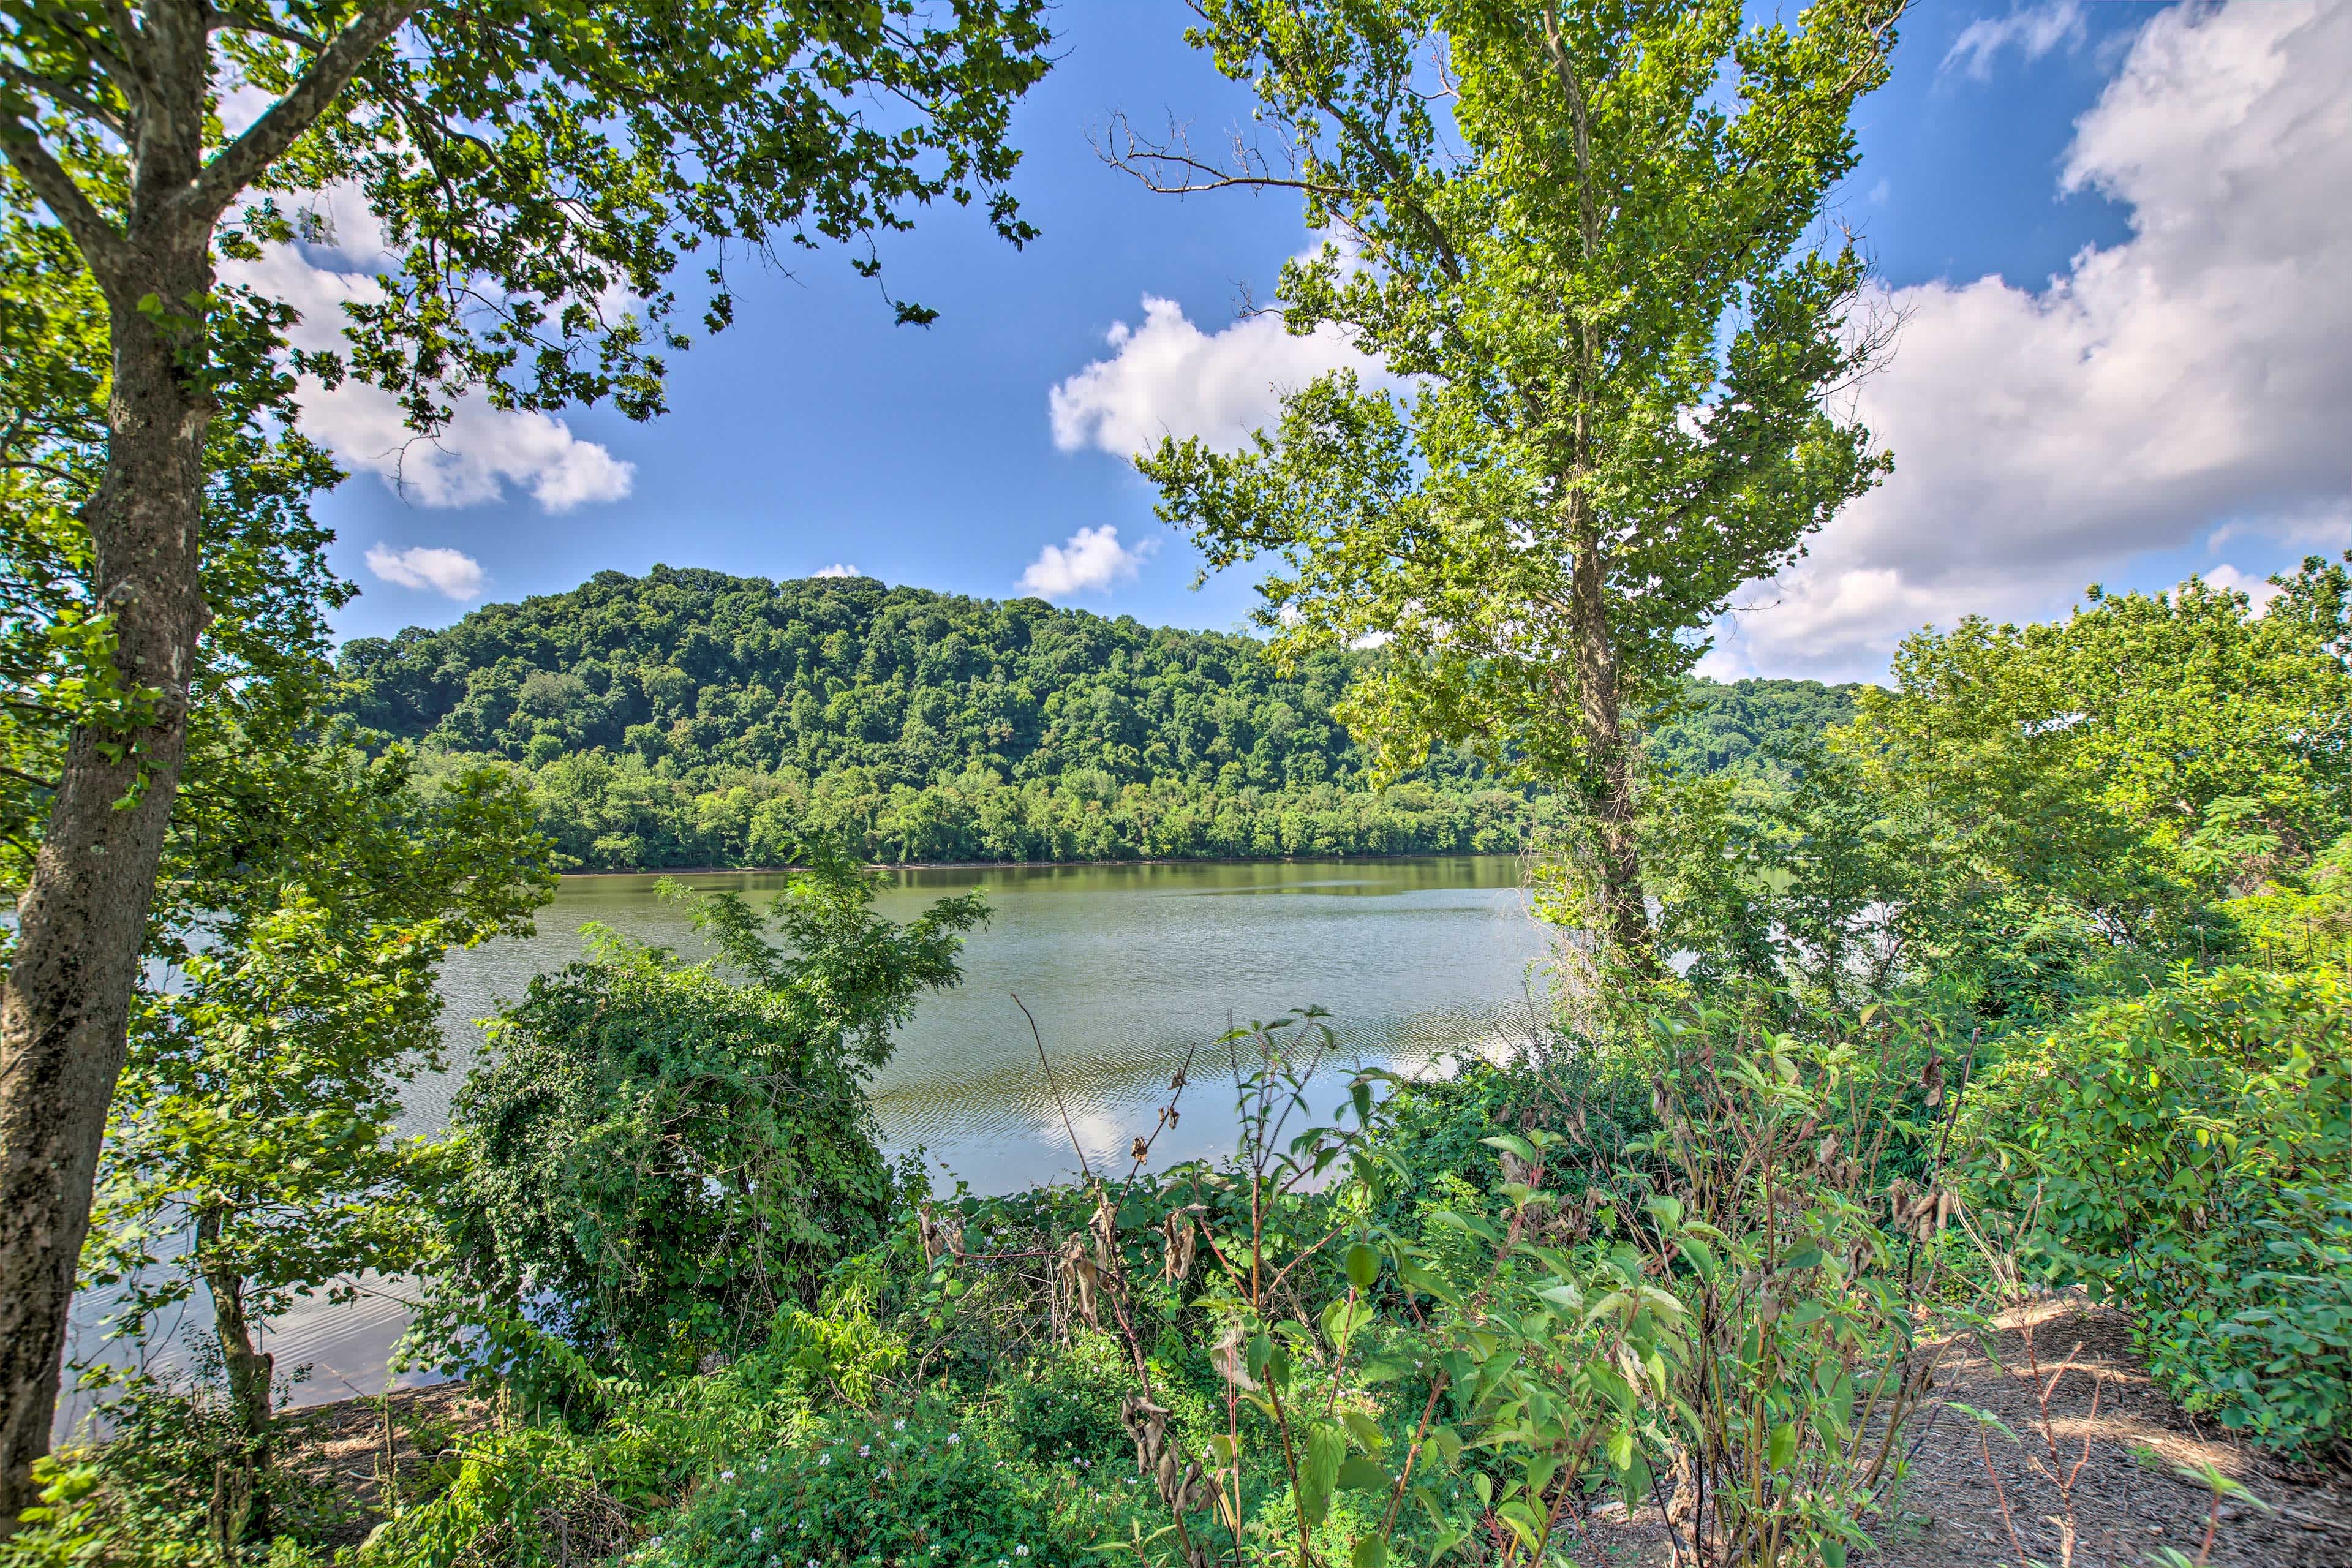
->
[331,567,1860,867]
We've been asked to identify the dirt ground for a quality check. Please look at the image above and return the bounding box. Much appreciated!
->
[281,1294,2350,1565]
[277,1382,496,1548]
[1576,1291,2352,1568]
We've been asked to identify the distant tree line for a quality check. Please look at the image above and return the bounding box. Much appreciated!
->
[331,568,1860,867]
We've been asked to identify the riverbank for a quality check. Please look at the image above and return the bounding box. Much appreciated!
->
[554,848,1539,878]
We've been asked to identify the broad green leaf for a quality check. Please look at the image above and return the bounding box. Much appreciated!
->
[1302,1422,1344,1525]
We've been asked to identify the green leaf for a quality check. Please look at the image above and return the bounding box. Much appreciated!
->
[1431,1210,1502,1245]
[1481,1134,1537,1164]
[1431,1426,1463,1467]
[1495,1498,1544,1551]
[1398,1261,1462,1305]
[1301,1422,1344,1525]
[1340,1409,1386,1452]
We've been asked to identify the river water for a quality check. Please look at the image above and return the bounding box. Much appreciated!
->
[69,855,1555,1423]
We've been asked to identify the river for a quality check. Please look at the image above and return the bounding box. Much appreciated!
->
[67,854,1555,1425]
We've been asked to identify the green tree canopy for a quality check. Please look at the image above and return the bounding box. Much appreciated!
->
[1128,0,1902,967]
[1847,561,2352,936]
[328,568,1860,868]
[1648,559,2352,1028]
[0,0,1052,1500]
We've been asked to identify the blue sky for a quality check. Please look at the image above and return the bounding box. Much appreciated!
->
[310,1,2351,682]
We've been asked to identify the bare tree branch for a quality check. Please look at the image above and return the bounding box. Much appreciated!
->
[1096,112,1354,202]
[177,0,420,224]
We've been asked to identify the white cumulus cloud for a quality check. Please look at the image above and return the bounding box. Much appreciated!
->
[1716,0,2352,680]
[222,184,635,513]
[365,544,486,600]
[1018,526,1156,599]
[811,563,861,579]
[1048,294,1391,458]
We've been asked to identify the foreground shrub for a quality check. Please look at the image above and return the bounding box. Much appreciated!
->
[1962,964,2352,1455]
[415,864,982,1403]
[355,1005,1966,1568]
[358,1423,626,1568]
[632,1404,1095,1568]
[881,1007,1956,1568]
[0,1370,339,1568]
[1615,1011,1953,1565]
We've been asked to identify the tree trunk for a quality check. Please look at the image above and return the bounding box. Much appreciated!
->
[1566,496,1656,976]
[0,276,211,1524]
[0,0,219,1513]
[198,1210,274,1552]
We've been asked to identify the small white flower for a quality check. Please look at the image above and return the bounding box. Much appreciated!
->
[817,1453,831,1467]
[946,1433,961,1446]
[1016,1547,1030,1558]
[893,1418,907,1431]
[750,1527,764,1544]
[858,1445,871,1458]
[721,1471,736,1483]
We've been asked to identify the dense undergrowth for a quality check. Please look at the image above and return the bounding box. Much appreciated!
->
[20,952,2346,1567]
[1959,965,2352,1453]
[15,561,2352,1568]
